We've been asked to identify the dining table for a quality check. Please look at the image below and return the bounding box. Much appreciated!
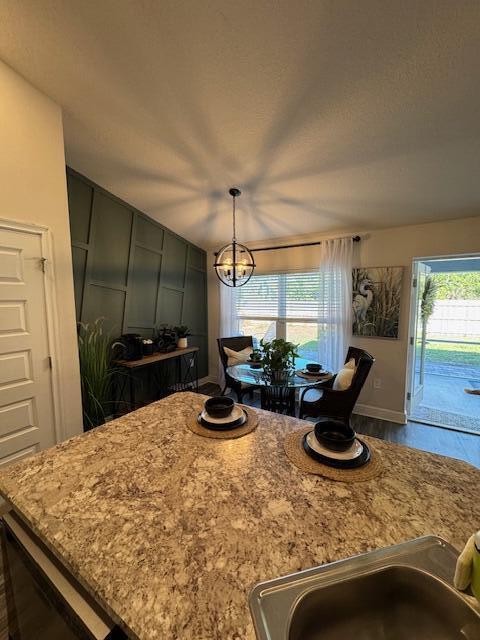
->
[227,357,333,416]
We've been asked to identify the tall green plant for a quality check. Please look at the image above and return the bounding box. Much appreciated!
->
[419,275,438,384]
[77,318,116,430]
[420,275,438,322]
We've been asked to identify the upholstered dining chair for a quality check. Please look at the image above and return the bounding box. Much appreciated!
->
[299,346,375,423]
[217,336,259,403]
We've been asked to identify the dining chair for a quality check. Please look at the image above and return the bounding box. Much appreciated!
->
[299,347,375,423]
[217,336,259,403]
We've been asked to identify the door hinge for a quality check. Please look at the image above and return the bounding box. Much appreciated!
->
[48,356,53,369]
[407,392,411,401]
[412,277,417,288]
[40,257,47,273]
[409,336,414,346]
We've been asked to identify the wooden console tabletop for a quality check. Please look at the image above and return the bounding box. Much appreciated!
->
[114,346,199,369]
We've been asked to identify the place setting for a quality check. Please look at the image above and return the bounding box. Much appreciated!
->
[284,417,383,482]
[188,396,259,439]
[295,362,332,381]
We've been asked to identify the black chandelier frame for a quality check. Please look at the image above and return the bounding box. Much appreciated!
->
[213,188,256,288]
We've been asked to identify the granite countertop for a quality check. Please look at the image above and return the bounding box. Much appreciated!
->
[1,392,479,639]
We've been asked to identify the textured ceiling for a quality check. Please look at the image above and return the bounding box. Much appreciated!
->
[1,0,480,248]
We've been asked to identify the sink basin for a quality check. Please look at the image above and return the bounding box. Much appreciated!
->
[289,565,478,640]
[250,537,480,640]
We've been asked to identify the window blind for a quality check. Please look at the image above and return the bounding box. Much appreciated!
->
[236,271,328,320]
[236,273,280,318]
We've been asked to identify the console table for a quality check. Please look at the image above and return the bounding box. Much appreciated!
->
[114,347,199,413]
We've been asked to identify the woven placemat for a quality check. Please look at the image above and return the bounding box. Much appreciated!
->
[284,426,383,482]
[188,406,259,439]
[296,370,333,382]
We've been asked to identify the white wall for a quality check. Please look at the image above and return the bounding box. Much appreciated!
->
[207,215,480,422]
[0,60,83,439]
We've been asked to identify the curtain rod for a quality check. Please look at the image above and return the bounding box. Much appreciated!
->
[249,235,361,253]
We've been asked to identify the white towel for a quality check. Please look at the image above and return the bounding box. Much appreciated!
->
[454,534,475,591]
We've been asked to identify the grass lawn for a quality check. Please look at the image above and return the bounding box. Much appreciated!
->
[244,316,480,369]
[425,340,480,367]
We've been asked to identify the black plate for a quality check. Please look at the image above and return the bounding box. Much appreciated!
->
[197,408,248,431]
[302,433,371,469]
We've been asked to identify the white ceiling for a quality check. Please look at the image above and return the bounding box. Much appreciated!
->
[1,1,480,249]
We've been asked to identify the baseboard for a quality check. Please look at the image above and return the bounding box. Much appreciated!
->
[198,376,216,387]
[354,403,407,425]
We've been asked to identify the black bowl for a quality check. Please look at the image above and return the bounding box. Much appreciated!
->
[204,396,234,419]
[306,363,322,373]
[314,420,356,452]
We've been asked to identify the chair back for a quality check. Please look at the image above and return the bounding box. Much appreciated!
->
[217,336,254,372]
[342,346,375,409]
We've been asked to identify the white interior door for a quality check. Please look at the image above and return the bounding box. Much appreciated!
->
[0,225,57,468]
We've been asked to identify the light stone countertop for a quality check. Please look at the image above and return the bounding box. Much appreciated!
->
[1,392,479,639]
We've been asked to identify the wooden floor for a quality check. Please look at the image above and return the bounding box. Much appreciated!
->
[199,383,480,468]
[1,387,478,638]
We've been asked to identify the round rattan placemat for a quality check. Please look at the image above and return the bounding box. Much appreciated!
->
[284,426,383,482]
[188,405,259,439]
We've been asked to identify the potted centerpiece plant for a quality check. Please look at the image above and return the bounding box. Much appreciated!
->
[174,325,191,349]
[260,338,299,383]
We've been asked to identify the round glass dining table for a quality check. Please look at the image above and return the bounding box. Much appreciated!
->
[227,357,332,416]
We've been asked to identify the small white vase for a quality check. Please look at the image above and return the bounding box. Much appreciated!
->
[178,337,188,349]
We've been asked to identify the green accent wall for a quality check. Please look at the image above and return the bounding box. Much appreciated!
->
[67,167,208,378]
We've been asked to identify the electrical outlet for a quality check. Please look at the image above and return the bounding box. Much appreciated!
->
[373,378,382,389]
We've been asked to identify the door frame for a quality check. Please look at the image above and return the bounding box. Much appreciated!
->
[0,217,65,444]
[406,260,419,417]
[405,251,480,419]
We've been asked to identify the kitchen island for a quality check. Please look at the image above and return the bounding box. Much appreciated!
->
[1,392,479,639]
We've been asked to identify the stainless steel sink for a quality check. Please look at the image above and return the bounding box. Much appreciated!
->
[249,536,480,639]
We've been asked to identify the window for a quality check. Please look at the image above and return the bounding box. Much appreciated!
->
[236,272,323,361]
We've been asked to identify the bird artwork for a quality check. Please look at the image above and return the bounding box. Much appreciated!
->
[352,267,403,338]
[353,278,374,325]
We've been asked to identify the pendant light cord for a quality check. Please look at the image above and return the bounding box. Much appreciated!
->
[232,194,236,242]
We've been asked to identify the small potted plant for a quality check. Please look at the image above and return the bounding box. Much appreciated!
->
[249,347,263,369]
[174,325,191,349]
[260,338,299,383]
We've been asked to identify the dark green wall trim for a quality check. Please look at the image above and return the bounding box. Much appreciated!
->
[67,167,206,253]
[67,167,208,377]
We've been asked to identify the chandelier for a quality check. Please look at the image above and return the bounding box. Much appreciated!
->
[213,188,255,287]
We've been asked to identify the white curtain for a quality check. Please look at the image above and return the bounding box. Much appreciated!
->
[218,283,238,384]
[317,237,353,372]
